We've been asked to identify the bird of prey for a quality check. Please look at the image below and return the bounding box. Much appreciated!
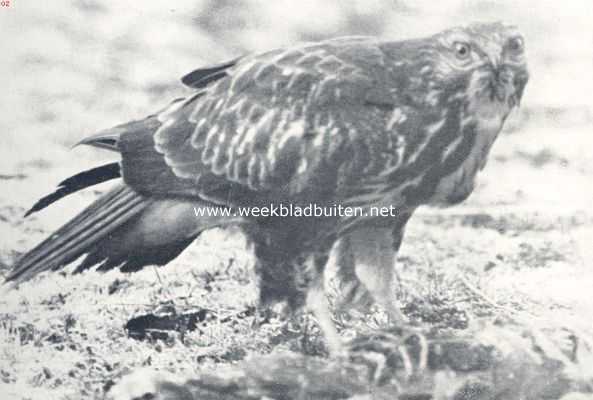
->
[6,22,528,354]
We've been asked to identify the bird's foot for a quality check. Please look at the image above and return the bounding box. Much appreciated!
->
[333,279,374,316]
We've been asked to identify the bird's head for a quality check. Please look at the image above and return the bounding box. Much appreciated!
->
[395,22,529,121]
[436,22,528,109]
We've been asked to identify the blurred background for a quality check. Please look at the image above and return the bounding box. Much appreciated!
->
[1,2,593,398]
[1,0,592,248]
[1,0,592,155]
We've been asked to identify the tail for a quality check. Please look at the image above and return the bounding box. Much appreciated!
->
[6,116,197,284]
[5,183,231,284]
[6,104,241,284]
[6,184,147,283]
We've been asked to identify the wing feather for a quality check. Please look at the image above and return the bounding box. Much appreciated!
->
[121,37,412,208]
[181,58,240,89]
[158,39,392,195]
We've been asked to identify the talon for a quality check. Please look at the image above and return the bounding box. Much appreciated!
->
[400,328,429,375]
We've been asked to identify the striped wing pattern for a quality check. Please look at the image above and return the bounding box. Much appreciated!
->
[115,35,497,236]
[150,38,408,206]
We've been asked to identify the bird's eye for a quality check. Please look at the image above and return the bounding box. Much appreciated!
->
[507,36,524,54]
[453,42,471,60]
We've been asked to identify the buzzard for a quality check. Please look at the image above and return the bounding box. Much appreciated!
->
[6,22,528,354]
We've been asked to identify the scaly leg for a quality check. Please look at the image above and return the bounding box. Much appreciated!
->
[305,251,343,356]
[306,277,343,356]
[348,226,406,325]
[333,235,373,314]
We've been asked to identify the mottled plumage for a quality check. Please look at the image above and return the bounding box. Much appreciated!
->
[6,23,528,354]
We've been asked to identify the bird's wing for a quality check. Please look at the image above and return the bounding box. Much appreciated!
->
[180,58,241,89]
[118,37,405,207]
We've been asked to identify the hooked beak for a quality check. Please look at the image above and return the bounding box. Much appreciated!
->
[488,64,529,108]
[511,70,529,106]
[483,40,528,108]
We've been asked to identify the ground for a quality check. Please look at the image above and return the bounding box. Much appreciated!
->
[0,1,592,399]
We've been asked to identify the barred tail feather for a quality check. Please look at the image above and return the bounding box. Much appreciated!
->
[6,184,147,283]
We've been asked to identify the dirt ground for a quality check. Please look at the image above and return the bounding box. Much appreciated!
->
[1,1,592,399]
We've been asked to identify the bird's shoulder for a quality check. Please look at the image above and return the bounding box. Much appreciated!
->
[196,36,396,113]
[153,37,403,194]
